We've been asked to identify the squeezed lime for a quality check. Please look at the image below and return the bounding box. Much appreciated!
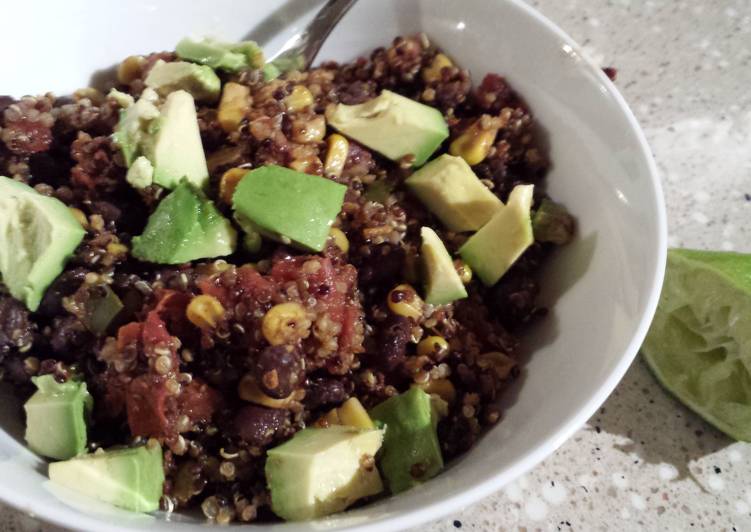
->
[642,248,751,441]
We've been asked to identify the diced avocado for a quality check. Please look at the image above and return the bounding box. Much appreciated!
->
[176,38,264,72]
[126,156,154,189]
[48,443,164,513]
[265,426,384,521]
[326,90,448,167]
[24,375,92,460]
[532,198,575,245]
[113,89,209,190]
[144,60,220,102]
[0,177,85,311]
[406,154,503,232]
[80,285,124,335]
[233,213,263,254]
[420,227,467,305]
[263,63,281,81]
[107,88,135,108]
[459,184,535,286]
[132,181,236,264]
[148,90,210,190]
[363,180,394,204]
[369,387,443,494]
[112,88,160,168]
[232,165,347,252]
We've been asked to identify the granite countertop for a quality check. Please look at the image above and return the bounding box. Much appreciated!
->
[3,0,750,530]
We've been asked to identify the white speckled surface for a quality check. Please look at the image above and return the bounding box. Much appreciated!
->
[3,0,751,531]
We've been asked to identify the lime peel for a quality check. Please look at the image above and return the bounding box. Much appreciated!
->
[642,248,751,442]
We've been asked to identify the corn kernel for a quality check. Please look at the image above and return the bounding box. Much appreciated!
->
[417,336,450,359]
[219,167,248,204]
[238,374,295,408]
[387,284,424,320]
[323,134,349,177]
[186,295,225,329]
[337,397,375,429]
[69,208,88,228]
[449,115,502,166]
[314,408,341,428]
[262,302,312,346]
[290,115,326,144]
[218,82,251,133]
[422,53,453,83]
[288,157,320,174]
[329,227,349,253]
[106,242,128,256]
[416,378,457,404]
[284,85,314,113]
[453,259,473,284]
[117,55,145,85]
[315,398,375,429]
[477,351,516,380]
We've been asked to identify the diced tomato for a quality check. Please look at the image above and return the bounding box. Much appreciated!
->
[154,289,196,340]
[179,379,220,424]
[142,310,172,347]
[125,376,220,438]
[116,322,142,351]
[236,265,274,300]
[126,375,172,438]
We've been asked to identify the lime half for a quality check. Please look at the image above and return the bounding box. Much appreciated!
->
[642,248,751,441]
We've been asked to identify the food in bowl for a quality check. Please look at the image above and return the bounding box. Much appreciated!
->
[0,34,574,523]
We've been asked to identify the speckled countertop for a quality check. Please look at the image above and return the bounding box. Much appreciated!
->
[3,0,751,531]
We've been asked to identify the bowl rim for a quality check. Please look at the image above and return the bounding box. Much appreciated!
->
[0,0,667,530]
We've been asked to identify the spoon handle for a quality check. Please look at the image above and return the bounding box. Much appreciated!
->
[269,0,356,71]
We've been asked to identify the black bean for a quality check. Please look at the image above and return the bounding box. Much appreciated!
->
[488,272,541,330]
[305,377,349,409]
[0,96,15,114]
[91,200,122,225]
[37,268,87,318]
[253,345,304,399]
[377,315,411,372]
[48,315,91,358]
[234,405,288,447]
[0,297,34,354]
[356,244,404,291]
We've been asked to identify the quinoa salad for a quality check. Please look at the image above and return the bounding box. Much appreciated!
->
[0,34,574,523]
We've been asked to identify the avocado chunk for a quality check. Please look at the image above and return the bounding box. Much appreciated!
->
[0,177,85,311]
[112,88,160,168]
[125,156,154,189]
[420,227,467,305]
[176,37,264,72]
[232,165,347,252]
[132,181,236,264]
[265,426,384,521]
[144,60,220,102]
[263,63,281,81]
[24,375,92,460]
[148,90,210,189]
[79,285,124,336]
[48,443,164,513]
[233,212,263,254]
[113,89,209,190]
[326,90,448,167]
[369,387,443,494]
[532,198,575,245]
[406,154,503,232]
[459,184,535,286]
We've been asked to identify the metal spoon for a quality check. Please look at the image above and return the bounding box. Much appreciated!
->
[266,0,357,74]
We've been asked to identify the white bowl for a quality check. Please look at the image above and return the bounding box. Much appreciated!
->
[0,0,666,530]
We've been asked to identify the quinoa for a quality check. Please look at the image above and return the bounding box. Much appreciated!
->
[0,34,574,522]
